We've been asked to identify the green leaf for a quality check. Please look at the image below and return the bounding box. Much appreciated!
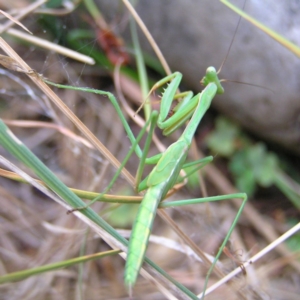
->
[206,117,240,156]
[247,144,278,187]
[229,144,279,195]
[230,150,256,195]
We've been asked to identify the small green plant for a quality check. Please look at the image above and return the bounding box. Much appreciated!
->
[206,117,300,208]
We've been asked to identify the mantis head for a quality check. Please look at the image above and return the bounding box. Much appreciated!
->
[200,66,224,95]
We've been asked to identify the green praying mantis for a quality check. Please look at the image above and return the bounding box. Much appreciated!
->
[121,68,248,289]
[41,65,247,294]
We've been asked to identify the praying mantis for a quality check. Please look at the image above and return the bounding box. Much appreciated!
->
[122,68,248,289]
[42,64,247,295]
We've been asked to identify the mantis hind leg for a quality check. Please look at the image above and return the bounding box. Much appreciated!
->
[160,193,247,298]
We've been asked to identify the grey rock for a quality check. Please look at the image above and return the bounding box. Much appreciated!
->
[99,0,300,153]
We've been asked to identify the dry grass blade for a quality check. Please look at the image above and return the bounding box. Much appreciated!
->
[0,9,32,34]
[0,0,46,34]
[0,54,30,72]
[3,119,94,148]
[122,0,172,75]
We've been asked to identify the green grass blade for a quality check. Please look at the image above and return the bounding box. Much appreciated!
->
[0,250,121,284]
[221,0,300,57]
[130,11,151,120]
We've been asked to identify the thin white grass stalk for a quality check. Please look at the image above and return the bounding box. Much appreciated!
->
[42,222,87,235]
[117,229,222,266]
[199,222,300,298]
[6,28,95,65]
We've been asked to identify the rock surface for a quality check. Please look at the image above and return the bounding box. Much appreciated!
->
[99,0,300,153]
